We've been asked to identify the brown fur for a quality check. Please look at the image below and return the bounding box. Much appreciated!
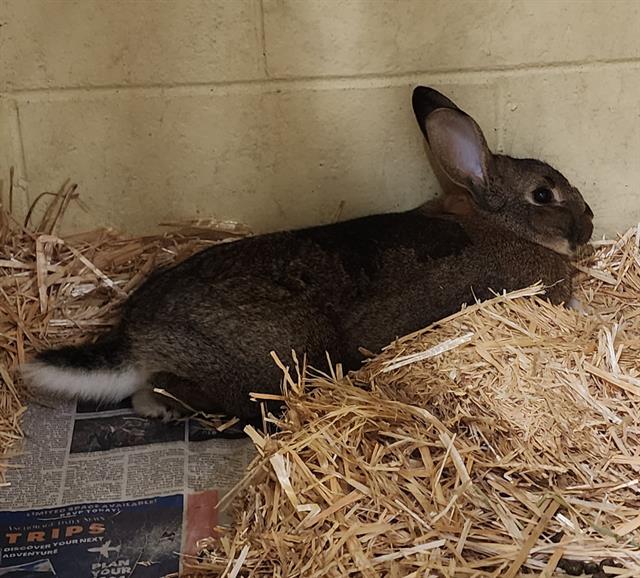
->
[29,87,594,419]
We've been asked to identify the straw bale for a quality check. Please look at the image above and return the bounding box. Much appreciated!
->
[187,230,640,577]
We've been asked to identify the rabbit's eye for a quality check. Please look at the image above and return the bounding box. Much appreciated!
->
[532,187,554,205]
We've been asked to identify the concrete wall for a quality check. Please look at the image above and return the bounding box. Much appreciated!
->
[0,0,639,237]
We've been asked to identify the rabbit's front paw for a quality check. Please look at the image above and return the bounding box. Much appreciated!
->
[567,295,594,315]
[132,389,182,422]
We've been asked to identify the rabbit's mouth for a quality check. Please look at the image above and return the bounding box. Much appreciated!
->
[539,225,592,257]
[540,238,573,257]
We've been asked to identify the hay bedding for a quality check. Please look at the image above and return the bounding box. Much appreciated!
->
[2,178,640,576]
[0,176,248,478]
[188,236,640,576]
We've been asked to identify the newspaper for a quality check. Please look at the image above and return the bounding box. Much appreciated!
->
[0,395,256,577]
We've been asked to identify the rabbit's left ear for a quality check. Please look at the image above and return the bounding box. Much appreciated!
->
[424,107,491,199]
[412,86,461,142]
[413,86,499,209]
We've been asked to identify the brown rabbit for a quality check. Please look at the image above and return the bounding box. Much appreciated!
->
[23,87,594,420]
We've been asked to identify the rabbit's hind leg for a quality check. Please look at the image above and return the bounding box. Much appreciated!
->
[131,372,196,422]
[129,279,342,420]
[132,389,182,422]
[133,371,247,421]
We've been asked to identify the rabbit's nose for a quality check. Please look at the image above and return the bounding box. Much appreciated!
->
[576,214,594,245]
[584,202,594,218]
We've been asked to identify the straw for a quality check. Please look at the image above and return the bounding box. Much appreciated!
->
[186,227,640,577]
[0,173,250,482]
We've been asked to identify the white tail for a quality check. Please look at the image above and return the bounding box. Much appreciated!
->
[21,361,147,402]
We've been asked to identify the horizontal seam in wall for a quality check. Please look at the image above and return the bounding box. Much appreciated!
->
[2,56,640,102]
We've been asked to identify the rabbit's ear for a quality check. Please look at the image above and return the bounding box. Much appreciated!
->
[423,107,492,203]
[412,86,461,141]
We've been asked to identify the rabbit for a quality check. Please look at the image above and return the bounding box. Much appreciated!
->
[22,86,594,421]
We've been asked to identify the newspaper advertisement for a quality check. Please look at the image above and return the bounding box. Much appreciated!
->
[0,396,256,577]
